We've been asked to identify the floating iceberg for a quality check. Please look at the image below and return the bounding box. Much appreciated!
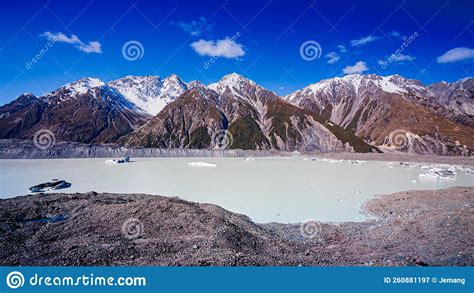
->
[321,158,344,163]
[29,179,71,193]
[419,168,456,180]
[188,162,217,167]
[460,166,474,175]
[244,157,256,161]
[384,162,395,168]
[420,164,431,170]
[105,156,130,164]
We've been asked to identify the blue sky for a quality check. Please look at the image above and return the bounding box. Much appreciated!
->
[0,0,473,104]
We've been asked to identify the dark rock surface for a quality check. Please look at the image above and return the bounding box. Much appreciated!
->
[0,187,472,266]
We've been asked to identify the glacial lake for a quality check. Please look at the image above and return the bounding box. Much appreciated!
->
[1,157,473,223]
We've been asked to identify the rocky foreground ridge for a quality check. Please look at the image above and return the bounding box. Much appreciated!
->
[0,187,472,266]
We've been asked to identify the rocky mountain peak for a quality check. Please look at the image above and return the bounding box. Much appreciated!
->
[108,74,187,115]
[15,93,38,103]
[162,74,187,95]
[187,80,206,90]
[208,73,257,94]
[63,77,105,95]
[164,73,184,84]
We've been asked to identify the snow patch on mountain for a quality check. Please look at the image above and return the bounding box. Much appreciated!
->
[208,73,259,97]
[63,78,105,95]
[107,75,187,115]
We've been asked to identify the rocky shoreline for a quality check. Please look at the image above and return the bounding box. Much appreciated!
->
[1,139,474,166]
[0,187,472,266]
[0,139,277,159]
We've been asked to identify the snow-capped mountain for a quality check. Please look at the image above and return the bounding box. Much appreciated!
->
[286,74,474,155]
[61,77,105,95]
[1,73,472,155]
[108,74,187,115]
[428,77,473,126]
[122,73,376,153]
[209,73,259,95]
[46,77,142,112]
[0,78,151,143]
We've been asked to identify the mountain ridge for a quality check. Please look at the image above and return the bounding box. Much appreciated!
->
[1,73,472,155]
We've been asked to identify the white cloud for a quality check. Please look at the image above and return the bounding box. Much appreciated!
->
[171,17,214,36]
[325,52,340,64]
[391,53,415,62]
[437,47,474,63]
[190,38,245,59]
[343,61,369,74]
[41,31,102,54]
[390,30,401,38]
[350,35,379,46]
[77,41,102,54]
[336,44,347,53]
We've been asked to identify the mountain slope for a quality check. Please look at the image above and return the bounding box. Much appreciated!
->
[1,73,472,155]
[0,78,151,144]
[122,74,377,152]
[0,93,48,138]
[428,78,473,127]
[286,74,474,155]
[108,74,187,115]
[120,87,226,148]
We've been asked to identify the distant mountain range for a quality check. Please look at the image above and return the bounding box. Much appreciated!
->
[0,73,472,155]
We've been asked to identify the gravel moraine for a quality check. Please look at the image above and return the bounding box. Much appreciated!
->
[0,187,472,266]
